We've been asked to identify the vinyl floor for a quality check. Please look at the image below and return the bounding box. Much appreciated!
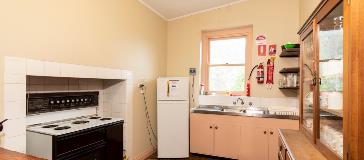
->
[146,153,232,160]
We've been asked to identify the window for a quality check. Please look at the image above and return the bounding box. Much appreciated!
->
[201,26,252,93]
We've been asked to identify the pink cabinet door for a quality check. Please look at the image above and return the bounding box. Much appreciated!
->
[268,129,279,160]
[240,126,269,160]
[214,123,241,159]
[190,114,214,155]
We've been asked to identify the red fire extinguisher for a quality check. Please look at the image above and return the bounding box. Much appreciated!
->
[266,58,274,85]
[256,63,264,84]
[246,81,251,96]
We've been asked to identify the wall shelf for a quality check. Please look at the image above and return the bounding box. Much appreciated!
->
[321,108,343,117]
[280,51,300,57]
[279,87,299,90]
[279,67,300,74]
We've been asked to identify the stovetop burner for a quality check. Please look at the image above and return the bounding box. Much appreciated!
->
[54,126,71,130]
[89,117,101,119]
[42,125,59,128]
[72,120,89,124]
[100,118,112,121]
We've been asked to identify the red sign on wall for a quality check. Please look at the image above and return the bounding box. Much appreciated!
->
[268,44,277,56]
[258,45,267,56]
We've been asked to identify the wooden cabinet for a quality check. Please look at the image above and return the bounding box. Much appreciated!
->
[242,126,280,160]
[298,0,348,159]
[190,114,240,159]
[190,113,299,160]
[241,126,269,160]
[214,123,241,159]
[190,113,214,155]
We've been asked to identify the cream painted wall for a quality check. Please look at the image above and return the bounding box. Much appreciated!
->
[0,0,166,158]
[299,0,322,26]
[166,0,300,99]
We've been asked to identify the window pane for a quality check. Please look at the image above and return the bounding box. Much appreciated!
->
[209,66,245,92]
[210,38,246,64]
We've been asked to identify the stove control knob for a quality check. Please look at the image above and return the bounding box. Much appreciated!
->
[61,100,65,103]
[56,100,60,104]
[66,100,70,103]
[50,101,54,104]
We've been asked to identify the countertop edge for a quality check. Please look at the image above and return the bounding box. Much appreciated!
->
[191,110,299,120]
[278,129,297,160]
[278,129,327,160]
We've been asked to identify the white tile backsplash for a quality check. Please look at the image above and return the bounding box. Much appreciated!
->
[3,134,26,153]
[26,59,44,76]
[44,61,61,77]
[4,101,26,119]
[198,95,298,108]
[3,118,26,137]
[111,103,124,113]
[4,74,26,84]
[4,84,26,102]
[4,57,26,75]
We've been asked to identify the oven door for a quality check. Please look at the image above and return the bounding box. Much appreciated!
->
[54,127,106,160]
[65,143,106,160]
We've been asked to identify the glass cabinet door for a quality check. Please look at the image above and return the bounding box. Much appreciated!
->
[302,33,315,134]
[318,2,343,158]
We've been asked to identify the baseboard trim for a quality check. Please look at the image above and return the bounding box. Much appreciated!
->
[133,146,156,160]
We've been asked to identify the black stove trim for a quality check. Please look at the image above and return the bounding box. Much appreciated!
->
[52,121,124,160]
[26,91,99,115]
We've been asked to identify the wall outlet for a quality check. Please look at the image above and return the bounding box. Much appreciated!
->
[189,68,196,76]
[138,79,145,88]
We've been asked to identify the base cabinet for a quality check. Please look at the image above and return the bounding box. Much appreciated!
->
[190,114,240,159]
[241,126,279,160]
[214,123,241,159]
[190,114,214,155]
[241,126,269,160]
[190,113,298,160]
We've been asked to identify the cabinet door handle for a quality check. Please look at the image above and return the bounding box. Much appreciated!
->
[264,131,267,134]
[215,126,218,130]
[270,131,274,135]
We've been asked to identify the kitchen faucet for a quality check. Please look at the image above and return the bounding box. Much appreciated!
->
[233,98,244,105]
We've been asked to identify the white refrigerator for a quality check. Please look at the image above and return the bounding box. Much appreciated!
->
[157,77,189,158]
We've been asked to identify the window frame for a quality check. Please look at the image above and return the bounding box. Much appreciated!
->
[201,26,253,94]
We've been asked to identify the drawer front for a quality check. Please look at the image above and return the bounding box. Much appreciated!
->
[278,136,287,160]
[55,128,106,157]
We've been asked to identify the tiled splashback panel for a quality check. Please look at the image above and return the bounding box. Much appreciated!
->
[3,57,133,155]
[198,95,298,108]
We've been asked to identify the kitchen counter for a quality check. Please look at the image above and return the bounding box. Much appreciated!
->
[0,148,44,160]
[191,108,299,120]
[278,129,327,160]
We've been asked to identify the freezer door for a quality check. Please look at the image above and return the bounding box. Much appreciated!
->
[157,77,189,101]
[157,101,189,158]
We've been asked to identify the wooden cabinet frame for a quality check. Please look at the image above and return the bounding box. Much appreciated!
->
[297,0,364,159]
[298,0,346,160]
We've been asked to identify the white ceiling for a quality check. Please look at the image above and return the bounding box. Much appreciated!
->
[139,0,243,21]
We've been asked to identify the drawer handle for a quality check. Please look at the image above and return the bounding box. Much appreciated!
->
[209,126,212,129]
[215,126,218,130]
[264,131,267,134]
[270,131,274,135]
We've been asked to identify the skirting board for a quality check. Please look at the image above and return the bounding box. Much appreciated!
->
[133,147,156,160]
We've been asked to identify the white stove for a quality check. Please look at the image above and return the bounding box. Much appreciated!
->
[26,115,124,160]
[27,115,123,136]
